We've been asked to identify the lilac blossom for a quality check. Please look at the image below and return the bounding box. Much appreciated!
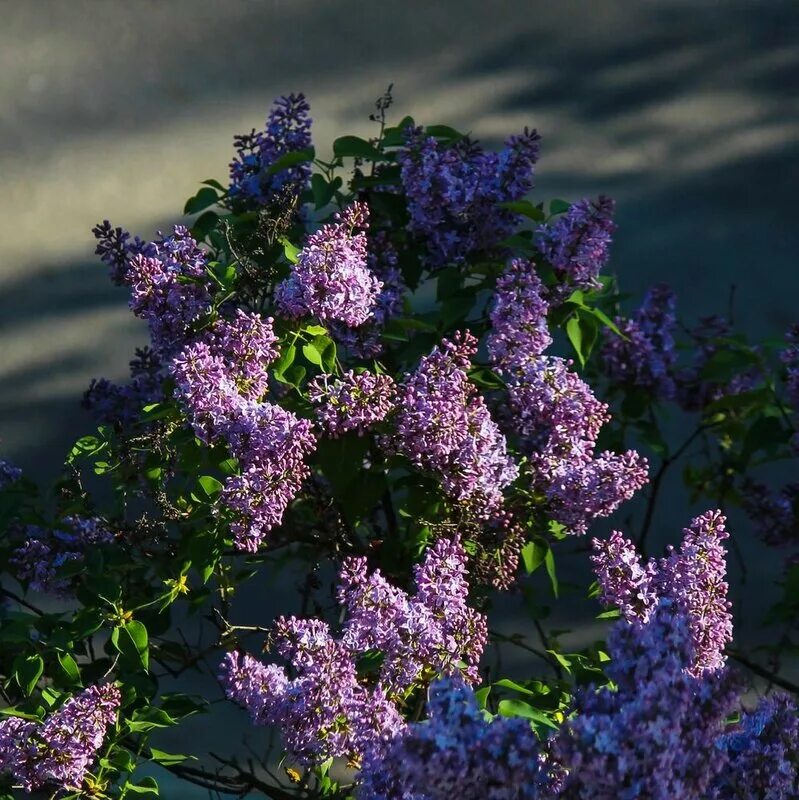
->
[11,517,115,596]
[741,480,799,548]
[536,196,616,296]
[309,370,396,436]
[83,347,163,427]
[93,222,213,356]
[398,126,541,266]
[390,332,518,513]
[487,258,551,371]
[602,283,677,399]
[275,202,382,327]
[228,93,312,207]
[0,459,21,488]
[498,355,648,534]
[592,510,733,675]
[781,324,799,408]
[555,602,739,800]
[220,537,485,765]
[712,693,799,799]
[357,677,563,800]
[0,683,120,793]
[330,232,406,358]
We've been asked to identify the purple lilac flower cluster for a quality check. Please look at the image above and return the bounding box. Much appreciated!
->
[486,258,552,369]
[712,693,799,799]
[275,202,382,327]
[602,283,678,399]
[83,347,164,427]
[398,126,541,266]
[219,537,486,764]
[536,196,616,297]
[228,93,312,207]
[308,370,396,437]
[357,677,563,800]
[592,510,733,674]
[391,332,518,513]
[781,325,799,408]
[740,480,799,548]
[0,459,21,488]
[93,221,213,357]
[330,231,406,358]
[555,602,739,799]
[0,683,120,793]
[171,312,316,551]
[485,258,647,533]
[11,517,115,596]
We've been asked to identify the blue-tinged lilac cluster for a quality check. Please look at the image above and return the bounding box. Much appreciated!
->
[220,537,486,765]
[330,232,406,358]
[487,259,551,369]
[171,312,315,551]
[11,516,115,596]
[555,602,739,799]
[275,202,382,327]
[93,221,213,357]
[675,315,763,412]
[712,693,799,799]
[391,332,519,513]
[592,510,733,675]
[83,347,164,427]
[782,325,799,407]
[309,370,396,437]
[602,284,677,399]
[0,683,120,793]
[741,480,799,548]
[0,459,21,489]
[356,677,563,800]
[536,196,616,296]
[228,93,312,207]
[398,126,541,266]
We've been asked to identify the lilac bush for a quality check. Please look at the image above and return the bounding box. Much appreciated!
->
[0,88,797,799]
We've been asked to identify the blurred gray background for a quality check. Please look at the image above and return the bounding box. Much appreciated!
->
[1,0,798,795]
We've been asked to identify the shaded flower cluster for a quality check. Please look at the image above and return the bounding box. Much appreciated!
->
[11,516,115,596]
[602,283,677,399]
[275,202,381,327]
[357,677,563,800]
[592,510,733,674]
[712,693,799,799]
[309,370,396,437]
[391,332,519,512]
[92,221,213,357]
[398,127,541,266]
[0,459,21,489]
[171,312,315,551]
[555,602,739,799]
[536,196,616,296]
[740,480,799,548]
[228,93,312,207]
[782,324,799,407]
[0,683,120,794]
[330,231,406,358]
[487,258,551,370]
[220,537,486,764]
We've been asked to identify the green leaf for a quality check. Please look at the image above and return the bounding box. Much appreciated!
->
[497,699,558,729]
[550,199,571,215]
[311,174,342,209]
[281,237,301,264]
[425,124,466,141]
[521,541,547,575]
[499,200,546,222]
[545,548,559,598]
[272,343,297,382]
[302,335,336,372]
[124,777,159,796]
[333,135,387,161]
[494,678,537,696]
[304,324,328,336]
[565,312,598,367]
[15,654,43,696]
[198,475,223,500]
[264,147,315,176]
[112,621,149,671]
[149,748,195,766]
[56,652,81,685]
[474,686,491,710]
[596,609,621,620]
[183,187,219,215]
